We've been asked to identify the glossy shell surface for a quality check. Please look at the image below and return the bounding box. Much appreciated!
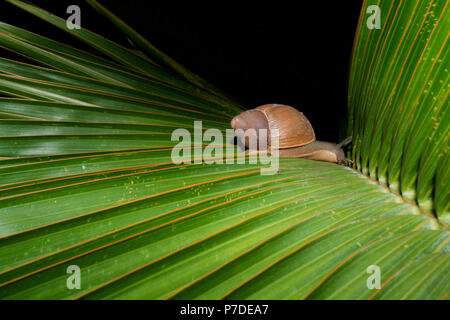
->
[256,104,315,149]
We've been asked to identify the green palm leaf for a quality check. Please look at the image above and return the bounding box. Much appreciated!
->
[0,0,448,299]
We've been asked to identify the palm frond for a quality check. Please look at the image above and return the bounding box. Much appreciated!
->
[0,0,448,300]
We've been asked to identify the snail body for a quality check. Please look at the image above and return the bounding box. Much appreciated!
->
[231,104,349,164]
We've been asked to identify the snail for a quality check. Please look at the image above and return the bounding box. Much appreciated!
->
[231,104,351,164]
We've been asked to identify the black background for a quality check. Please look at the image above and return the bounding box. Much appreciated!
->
[0,0,363,142]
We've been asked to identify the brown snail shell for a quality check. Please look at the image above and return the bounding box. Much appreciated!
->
[231,104,349,164]
[231,104,315,149]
